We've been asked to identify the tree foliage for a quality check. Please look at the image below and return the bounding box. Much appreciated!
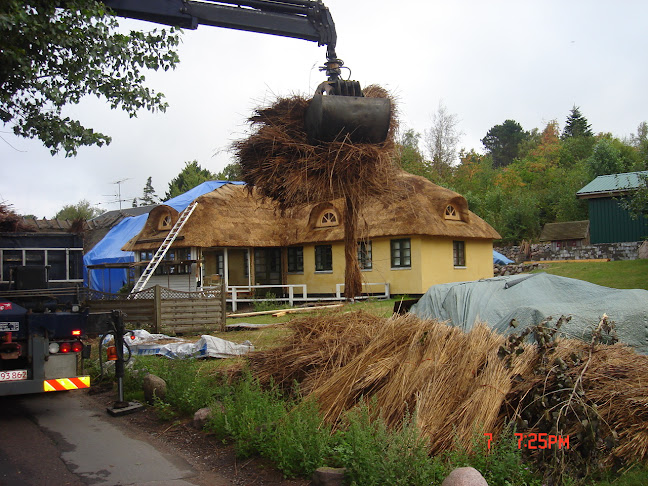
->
[0,1,180,156]
[214,162,243,181]
[481,120,528,168]
[139,176,159,206]
[55,199,102,220]
[396,129,433,180]
[165,161,215,200]
[562,106,593,139]
[424,101,462,179]
[587,138,625,177]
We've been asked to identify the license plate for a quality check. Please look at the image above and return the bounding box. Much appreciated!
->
[0,370,28,382]
[0,322,19,332]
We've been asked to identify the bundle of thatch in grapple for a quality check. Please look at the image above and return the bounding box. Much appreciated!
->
[234,86,405,299]
[248,310,648,472]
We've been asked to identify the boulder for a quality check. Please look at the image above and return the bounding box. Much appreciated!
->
[639,240,648,259]
[311,466,346,486]
[142,373,167,404]
[193,407,212,430]
[441,467,489,486]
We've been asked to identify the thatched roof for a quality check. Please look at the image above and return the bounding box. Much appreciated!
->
[539,220,590,242]
[123,174,500,252]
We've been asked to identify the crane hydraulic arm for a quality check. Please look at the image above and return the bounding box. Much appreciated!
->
[103,1,338,73]
[101,0,390,143]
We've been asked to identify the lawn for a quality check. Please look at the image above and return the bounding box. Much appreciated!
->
[532,259,648,290]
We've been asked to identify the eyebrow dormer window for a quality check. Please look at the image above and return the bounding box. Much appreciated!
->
[159,214,172,230]
[318,210,339,227]
[445,204,460,221]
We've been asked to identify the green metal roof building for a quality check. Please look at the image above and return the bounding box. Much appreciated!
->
[576,171,648,244]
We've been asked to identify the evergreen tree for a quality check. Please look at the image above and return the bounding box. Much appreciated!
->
[165,161,215,200]
[481,120,528,168]
[140,176,159,206]
[214,162,243,181]
[132,198,137,208]
[562,106,593,139]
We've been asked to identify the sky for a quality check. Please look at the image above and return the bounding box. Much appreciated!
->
[2,0,647,218]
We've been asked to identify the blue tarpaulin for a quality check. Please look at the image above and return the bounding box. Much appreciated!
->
[84,181,244,293]
[493,250,513,265]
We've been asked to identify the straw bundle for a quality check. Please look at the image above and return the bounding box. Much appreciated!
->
[234,86,402,211]
[235,86,405,299]
[248,310,648,468]
[0,203,31,232]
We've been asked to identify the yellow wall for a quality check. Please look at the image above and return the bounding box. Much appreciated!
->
[419,237,494,290]
[286,242,346,294]
[286,236,493,295]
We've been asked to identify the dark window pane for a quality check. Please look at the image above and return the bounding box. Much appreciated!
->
[48,250,67,280]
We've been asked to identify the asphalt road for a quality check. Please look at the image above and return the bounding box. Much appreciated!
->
[0,392,231,486]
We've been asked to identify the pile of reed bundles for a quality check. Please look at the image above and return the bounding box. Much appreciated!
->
[248,310,648,467]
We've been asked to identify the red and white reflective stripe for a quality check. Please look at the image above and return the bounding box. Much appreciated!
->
[43,376,90,392]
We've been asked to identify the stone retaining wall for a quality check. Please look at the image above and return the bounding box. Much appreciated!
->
[496,241,643,263]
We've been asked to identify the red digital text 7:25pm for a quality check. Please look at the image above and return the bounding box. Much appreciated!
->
[515,433,569,449]
[484,433,570,450]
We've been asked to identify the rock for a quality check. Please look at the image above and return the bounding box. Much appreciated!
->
[311,466,346,486]
[441,467,489,486]
[193,407,212,430]
[142,373,167,404]
[639,240,648,259]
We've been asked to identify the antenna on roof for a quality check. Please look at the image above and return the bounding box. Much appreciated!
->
[105,178,133,210]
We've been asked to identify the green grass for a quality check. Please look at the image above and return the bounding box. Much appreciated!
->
[532,259,648,290]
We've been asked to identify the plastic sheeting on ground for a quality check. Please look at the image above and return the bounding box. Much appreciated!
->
[410,273,648,354]
[493,250,513,265]
[126,329,254,359]
[84,181,245,292]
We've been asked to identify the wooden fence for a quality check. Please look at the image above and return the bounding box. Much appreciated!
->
[85,284,226,335]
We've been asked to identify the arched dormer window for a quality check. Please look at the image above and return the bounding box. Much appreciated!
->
[317,209,339,228]
[445,204,460,221]
[159,214,172,230]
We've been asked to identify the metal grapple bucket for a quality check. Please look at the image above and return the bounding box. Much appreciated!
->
[305,93,391,144]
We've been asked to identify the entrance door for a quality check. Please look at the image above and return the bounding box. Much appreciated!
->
[254,248,281,286]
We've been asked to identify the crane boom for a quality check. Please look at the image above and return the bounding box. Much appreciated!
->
[102,0,337,56]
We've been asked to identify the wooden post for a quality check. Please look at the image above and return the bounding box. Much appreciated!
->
[153,285,162,334]
[220,279,227,331]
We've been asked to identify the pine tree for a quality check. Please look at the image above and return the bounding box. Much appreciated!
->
[562,106,593,139]
[140,177,159,206]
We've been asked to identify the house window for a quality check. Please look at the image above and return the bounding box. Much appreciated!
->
[48,250,67,281]
[140,248,192,276]
[315,245,333,272]
[390,239,411,268]
[453,241,466,267]
[159,214,172,230]
[317,210,339,227]
[287,246,304,273]
[445,204,460,220]
[357,241,372,270]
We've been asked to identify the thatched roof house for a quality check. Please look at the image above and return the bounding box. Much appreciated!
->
[124,172,499,299]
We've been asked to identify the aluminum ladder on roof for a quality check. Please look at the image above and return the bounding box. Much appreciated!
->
[129,201,199,295]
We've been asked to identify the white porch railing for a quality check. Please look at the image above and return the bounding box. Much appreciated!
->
[228,284,307,312]
[335,282,390,300]
[223,282,391,312]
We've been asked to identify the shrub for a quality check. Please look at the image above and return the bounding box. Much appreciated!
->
[334,403,445,486]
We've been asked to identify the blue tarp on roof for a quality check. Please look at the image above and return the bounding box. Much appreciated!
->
[84,181,244,293]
